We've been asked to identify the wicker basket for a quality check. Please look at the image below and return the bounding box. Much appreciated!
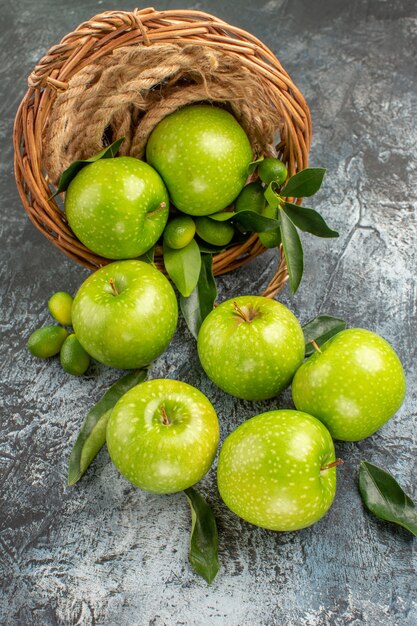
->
[13,7,311,298]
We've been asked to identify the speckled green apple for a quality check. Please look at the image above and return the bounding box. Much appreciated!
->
[197,296,305,400]
[217,410,337,531]
[65,157,169,259]
[107,379,220,493]
[146,105,253,216]
[71,261,178,369]
[292,329,406,441]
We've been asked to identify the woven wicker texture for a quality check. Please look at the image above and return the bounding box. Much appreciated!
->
[14,7,311,297]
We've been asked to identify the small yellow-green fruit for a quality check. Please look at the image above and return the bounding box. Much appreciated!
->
[60,334,90,376]
[48,291,73,326]
[27,326,69,358]
[235,181,266,214]
[163,216,196,249]
[195,217,235,246]
[258,157,288,186]
[259,204,281,248]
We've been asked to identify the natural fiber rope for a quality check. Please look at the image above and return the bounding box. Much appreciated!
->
[42,44,282,185]
[14,8,312,298]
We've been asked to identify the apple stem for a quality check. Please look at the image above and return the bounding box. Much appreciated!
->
[160,404,171,426]
[146,204,166,219]
[109,278,119,296]
[310,339,322,354]
[233,301,249,322]
[320,458,344,472]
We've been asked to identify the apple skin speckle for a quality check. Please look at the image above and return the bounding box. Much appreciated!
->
[146,104,253,216]
[292,328,406,441]
[107,379,220,494]
[217,410,337,531]
[197,296,305,400]
[71,260,178,369]
[65,157,169,259]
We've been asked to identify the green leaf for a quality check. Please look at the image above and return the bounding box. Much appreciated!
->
[231,230,253,245]
[207,208,280,233]
[280,167,326,198]
[264,181,282,209]
[280,211,304,293]
[138,245,155,264]
[303,315,347,356]
[163,239,201,297]
[247,156,264,175]
[180,254,217,339]
[234,210,280,233]
[282,202,339,238]
[52,137,125,197]
[184,487,219,584]
[67,369,147,486]
[207,212,236,222]
[77,408,112,478]
[196,240,227,254]
[359,461,417,536]
[258,204,281,248]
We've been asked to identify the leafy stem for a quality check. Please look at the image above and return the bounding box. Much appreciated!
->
[67,369,148,486]
[258,166,337,294]
[52,137,125,197]
[358,461,417,536]
[184,487,219,583]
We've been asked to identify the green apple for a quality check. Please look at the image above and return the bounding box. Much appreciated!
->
[65,157,169,259]
[292,328,406,441]
[197,296,305,400]
[107,379,220,493]
[146,105,253,216]
[71,260,178,369]
[217,409,338,531]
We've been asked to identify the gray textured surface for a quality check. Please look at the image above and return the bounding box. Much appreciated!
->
[1,1,416,624]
